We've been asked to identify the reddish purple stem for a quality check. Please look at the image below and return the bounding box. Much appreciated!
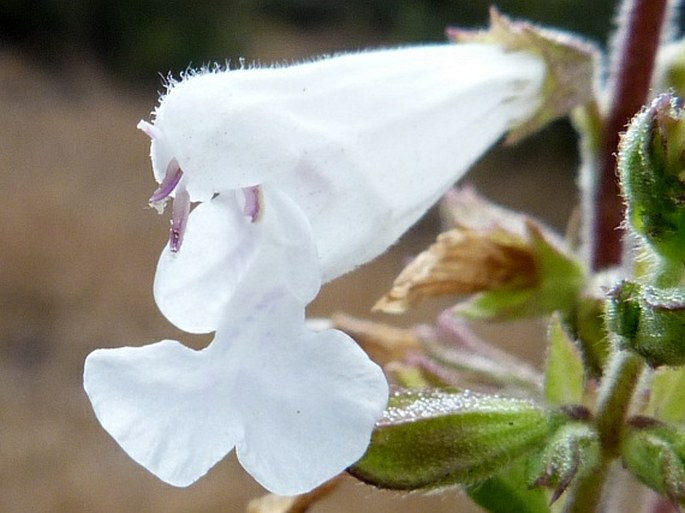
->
[592,0,669,269]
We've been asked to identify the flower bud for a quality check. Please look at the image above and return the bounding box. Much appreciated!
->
[606,280,685,367]
[527,421,600,503]
[622,418,685,506]
[618,93,685,263]
[349,389,558,490]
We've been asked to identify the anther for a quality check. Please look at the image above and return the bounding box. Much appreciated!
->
[149,159,183,212]
[243,186,263,222]
[170,186,190,253]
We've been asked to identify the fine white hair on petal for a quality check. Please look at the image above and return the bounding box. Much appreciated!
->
[83,286,388,494]
[147,43,545,280]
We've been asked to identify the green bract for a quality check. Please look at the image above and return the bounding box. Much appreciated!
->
[647,367,685,423]
[467,460,550,513]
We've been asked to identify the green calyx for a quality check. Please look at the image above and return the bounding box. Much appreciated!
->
[449,7,597,143]
[349,389,559,490]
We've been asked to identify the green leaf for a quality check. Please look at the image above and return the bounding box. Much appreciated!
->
[647,367,685,423]
[350,389,558,490]
[456,288,535,320]
[545,313,585,406]
[467,459,550,513]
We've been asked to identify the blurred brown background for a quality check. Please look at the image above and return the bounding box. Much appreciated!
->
[0,1,620,512]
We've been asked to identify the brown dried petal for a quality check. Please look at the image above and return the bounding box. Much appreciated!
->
[373,228,537,314]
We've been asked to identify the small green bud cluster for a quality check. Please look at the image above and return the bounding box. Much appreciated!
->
[619,93,685,264]
[527,420,600,503]
[608,92,685,368]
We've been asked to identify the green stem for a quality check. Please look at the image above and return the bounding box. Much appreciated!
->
[594,350,644,454]
[561,459,610,513]
[562,349,644,513]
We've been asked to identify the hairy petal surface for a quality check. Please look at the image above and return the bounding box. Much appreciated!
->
[147,44,545,280]
[84,287,388,494]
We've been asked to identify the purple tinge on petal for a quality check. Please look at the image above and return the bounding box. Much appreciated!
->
[150,159,183,205]
[137,120,162,140]
[170,186,190,253]
[242,186,262,222]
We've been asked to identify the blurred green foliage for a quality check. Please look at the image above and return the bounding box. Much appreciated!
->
[0,0,618,82]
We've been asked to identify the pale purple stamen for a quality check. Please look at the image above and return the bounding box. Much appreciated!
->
[243,186,262,222]
[137,120,162,140]
[150,159,183,205]
[170,185,190,253]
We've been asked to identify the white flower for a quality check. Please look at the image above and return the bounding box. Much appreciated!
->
[84,42,545,495]
[85,188,388,494]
